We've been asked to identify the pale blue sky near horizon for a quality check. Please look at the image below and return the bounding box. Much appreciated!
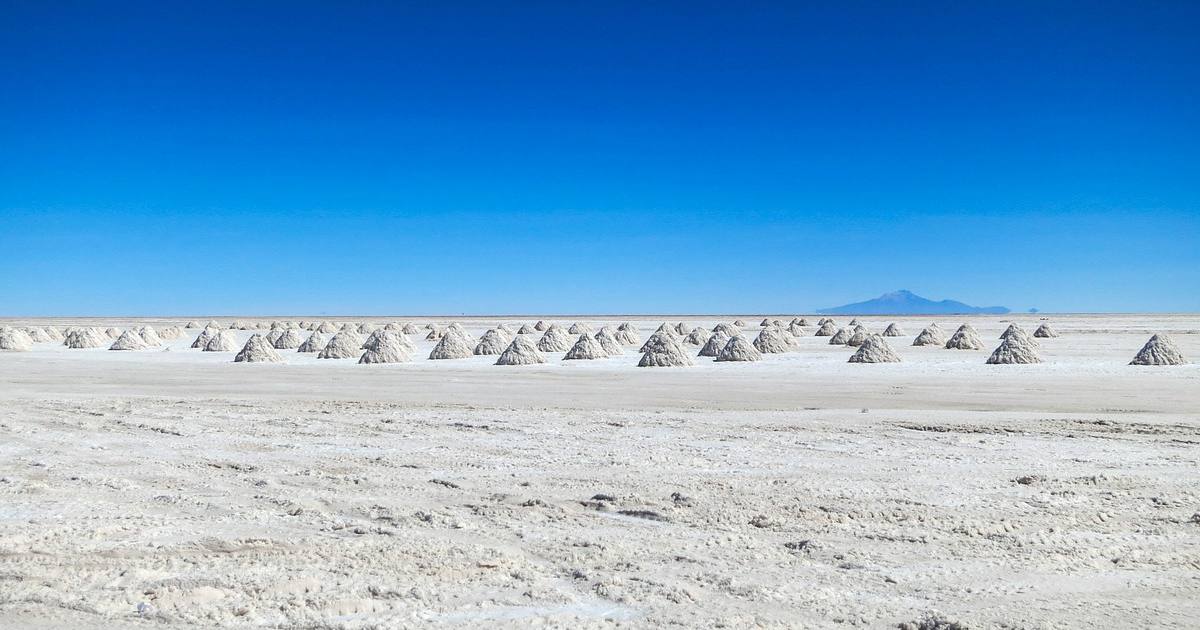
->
[2,2,1198,316]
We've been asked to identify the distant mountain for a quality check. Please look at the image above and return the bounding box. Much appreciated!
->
[817,290,1010,315]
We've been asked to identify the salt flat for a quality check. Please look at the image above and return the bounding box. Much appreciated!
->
[1,315,1198,628]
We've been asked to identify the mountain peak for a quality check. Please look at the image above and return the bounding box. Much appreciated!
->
[817,290,1010,315]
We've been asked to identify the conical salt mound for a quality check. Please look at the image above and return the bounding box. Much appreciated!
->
[987,336,1041,364]
[517,324,536,335]
[425,328,442,340]
[1000,324,1038,348]
[683,327,710,346]
[105,327,122,339]
[402,323,420,335]
[715,335,761,362]
[357,323,377,334]
[0,328,33,352]
[568,322,592,335]
[815,321,837,336]
[944,326,984,350]
[429,328,473,360]
[359,331,411,364]
[565,333,607,360]
[298,331,329,353]
[698,330,731,357]
[446,322,467,335]
[1033,323,1058,338]
[849,318,861,326]
[534,320,549,331]
[733,319,747,327]
[205,320,221,330]
[203,330,238,352]
[495,334,546,365]
[109,330,148,351]
[674,322,689,336]
[754,327,795,353]
[234,334,283,363]
[760,318,774,326]
[185,321,200,328]
[614,324,640,346]
[593,327,625,355]
[711,322,739,337]
[497,323,516,337]
[1130,334,1187,366]
[849,335,902,363]
[159,326,184,341]
[190,328,216,349]
[273,328,304,349]
[316,321,338,334]
[912,327,945,346]
[474,329,509,355]
[846,329,868,347]
[65,327,109,349]
[828,328,852,345]
[797,318,810,327]
[653,323,676,338]
[44,327,64,341]
[266,329,284,345]
[25,327,53,343]
[319,331,364,359]
[882,323,904,337]
[536,325,573,352]
[638,332,693,367]
[787,322,805,337]
[339,323,356,332]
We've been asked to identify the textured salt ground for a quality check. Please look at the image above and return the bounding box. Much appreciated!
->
[1,399,1198,628]
[0,315,1198,628]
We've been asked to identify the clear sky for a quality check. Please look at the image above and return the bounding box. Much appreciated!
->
[2,1,1197,315]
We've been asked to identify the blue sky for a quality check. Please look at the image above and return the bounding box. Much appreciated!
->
[2,1,1197,315]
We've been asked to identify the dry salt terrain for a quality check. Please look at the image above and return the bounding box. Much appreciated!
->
[1,314,1198,629]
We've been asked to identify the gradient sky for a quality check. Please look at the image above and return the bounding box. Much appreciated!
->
[2,1,1197,315]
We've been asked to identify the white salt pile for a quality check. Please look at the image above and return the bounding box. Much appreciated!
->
[234,334,284,363]
[25,327,53,343]
[473,329,509,356]
[754,327,795,353]
[1130,334,1187,366]
[402,323,420,335]
[105,327,122,339]
[109,330,148,351]
[43,326,63,341]
[185,321,200,328]
[316,321,338,334]
[1000,323,1039,347]
[536,325,573,352]
[683,327,710,346]
[564,334,607,360]
[0,328,33,352]
[828,328,852,345]
[846,329,869,347]
[849,335,902,363]
[568,322,592,335]
[614,323,640,346]
[517,324,536,335]
[159,326,184,341]
[593,327,625,355]
[732,319,747,327]
[787,321,805,336]
[698,329,731,357]
[495,334,546,365]
[534,320,549,331]
[711,322,739,337]
[205,320,221,329]
[674,322,689,336]
[814,321,838,336]
[1033,323,1059,338]
[266,329,284,345]
[359,330,411,364]
[65,327,109,349]
[318,331,364,359]
[882,323,904,337]
[297,331,329,353]
[425,328,442,340]
[987,336,1042,364]
[273,328,305,349]
[203,330,238,352]
[357,323,377,334]
[138,326,163,347]
[638,331,694,367]
[760,318,772,327]
[715,335,761,362]
[912,326,946,346]
[428,328,473,360]
[944,324,984,350]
